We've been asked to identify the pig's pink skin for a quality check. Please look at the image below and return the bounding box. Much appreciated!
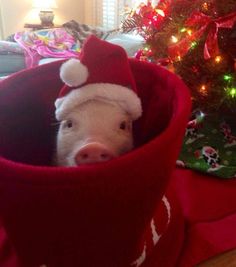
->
[56,100,134,166]
[75,142,115,165]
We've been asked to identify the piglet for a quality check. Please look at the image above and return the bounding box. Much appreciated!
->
[54,36,142,166]
[56,99,134,166]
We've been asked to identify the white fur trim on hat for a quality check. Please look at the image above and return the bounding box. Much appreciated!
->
[55,83,142,121]
[60,58,89,87]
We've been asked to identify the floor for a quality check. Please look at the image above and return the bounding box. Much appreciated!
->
[197,249,236,267]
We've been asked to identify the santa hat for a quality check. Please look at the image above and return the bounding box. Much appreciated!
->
[55,35,142,121]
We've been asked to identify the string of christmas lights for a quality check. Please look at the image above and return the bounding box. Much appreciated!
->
[122,0,236,113]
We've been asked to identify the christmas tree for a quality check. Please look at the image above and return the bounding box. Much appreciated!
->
[122,0,236,113]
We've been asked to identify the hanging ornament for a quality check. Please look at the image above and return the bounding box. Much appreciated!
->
[135,49,143,60]
[191,65,199,74]
[132,0,168,30]
[135,49,151,62]
[200,0,218,17]
[135,49,146,61]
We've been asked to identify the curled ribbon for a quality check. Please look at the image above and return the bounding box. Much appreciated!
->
[168,11,236,60]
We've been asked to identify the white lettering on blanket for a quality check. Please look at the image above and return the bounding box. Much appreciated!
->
[131,195,172,267]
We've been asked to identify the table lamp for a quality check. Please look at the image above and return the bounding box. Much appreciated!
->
[32,0,58,26]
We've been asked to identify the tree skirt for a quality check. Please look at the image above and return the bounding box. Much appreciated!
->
[178,111,236,178]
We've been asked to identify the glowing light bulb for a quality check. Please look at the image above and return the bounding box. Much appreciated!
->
[156,9,165,17]
[177,55,181,61]
[224,74,233,81]
[171,35,178,43]
[200,111,205,118]
[191,41,197,48]
[199,84,208,95]
[202,2,209,10]
[229,87,236,98]
[180,28,187,33]
[196,111,205,123]
[187,29,192,36]
[201,85,206,91]
[215,55,222,63]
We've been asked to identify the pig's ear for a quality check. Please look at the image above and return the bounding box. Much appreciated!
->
[60,58,89,87]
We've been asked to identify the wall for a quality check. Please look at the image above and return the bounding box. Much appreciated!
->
[0,0,85,38]
[0,1,4,39]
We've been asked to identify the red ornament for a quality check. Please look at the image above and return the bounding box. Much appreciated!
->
[191,66,199,73]
[135,49,144,60]
[135,49,149,61]
[135,2,167,29]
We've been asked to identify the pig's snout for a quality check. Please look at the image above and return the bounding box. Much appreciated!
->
[75,142,115,165]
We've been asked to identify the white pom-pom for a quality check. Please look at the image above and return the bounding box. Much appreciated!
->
[60,58,89,87]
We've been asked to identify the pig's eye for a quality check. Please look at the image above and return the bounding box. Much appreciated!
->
[119,121,127,130]
[66,120,73,128]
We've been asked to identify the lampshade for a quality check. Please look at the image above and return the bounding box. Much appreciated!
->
[32,0,58,10]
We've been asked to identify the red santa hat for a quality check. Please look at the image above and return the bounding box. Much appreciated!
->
[55,35,142,121]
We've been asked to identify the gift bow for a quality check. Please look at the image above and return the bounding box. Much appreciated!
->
[168,11,236,60]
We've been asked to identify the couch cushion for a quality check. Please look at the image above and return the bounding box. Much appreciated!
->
[0,54,25,74]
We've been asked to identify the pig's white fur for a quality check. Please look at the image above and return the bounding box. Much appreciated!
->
[55,83,142,122]
[56,100,134,166]
[60,58,89,87]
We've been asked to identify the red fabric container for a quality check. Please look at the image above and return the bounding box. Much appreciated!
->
[0,59,191,267]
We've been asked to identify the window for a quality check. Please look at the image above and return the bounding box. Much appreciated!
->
[101,0,128,29]
[85,0,145,29]
[101,0,144,29]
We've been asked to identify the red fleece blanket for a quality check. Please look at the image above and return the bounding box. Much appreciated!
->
[0,169,236,267]
[0,59,235,267]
